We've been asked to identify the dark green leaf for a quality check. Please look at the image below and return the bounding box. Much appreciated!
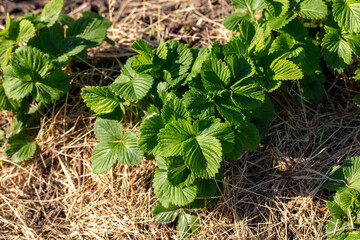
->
[152,203,180,224]
[138,114,165,154]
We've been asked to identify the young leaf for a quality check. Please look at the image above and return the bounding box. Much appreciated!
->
[342,156,360,191]
[158,119,194,157]
[138,114,165,153]
[161,96,190,124]
[231,79,265,110]
[131,39,153,55]
[5,134,37,163]
[153,168,198,207]
[201,58,231,93]
[231,0,267,15]
[223,12,252,31]
[178,210,201,239]
[322,30,353,69]
[40,0,64,27]
[269,59,303,80]
[152,203,180,224]
[183,135,223,179]
[16,20,35,43]
[266,0,290,17]
[0,84,21,111]
[111,72,154,101]
[333,0,360,33]
[92,119,143,174]
[0,40,15,66]
[327,193,347,219]
[297,0,328,20]
[199,119,236,154]
[81,86,121,114]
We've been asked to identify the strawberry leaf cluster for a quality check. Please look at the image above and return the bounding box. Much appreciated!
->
[323,156,360,239]
[81,34,308,236]
[0,0,111,163]
[225,0,360,104]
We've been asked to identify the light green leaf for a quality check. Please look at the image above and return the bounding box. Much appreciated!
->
[322,30,353,69]
[2,66,34,100]
[266,0,290,17]
[345,231,360,240]
[0,40,15,66]
[131,39,153,55]
[40,0,64,27]
[269,59,303,80]
[342,156,360,191]
[158,120,194,157]
[199,119,236,154]
[92,119,143,173]
[153,168,198,207]
[356,67,360,82]
[344,34,360,57]
[231,0,267,15]
[0,84,21,111]
[231,79,265,110]
[162,96,190,124]
[223,35,249,56]
[16,20,35,43]
[138,115,165,153]
[152,203,180,224]
[178,210,201,239]
[94,118,123,143]
[333,0,360,33]
[5,134,37,163]
[223,12,252,31]
[269,34,295,56]
[9,46,51,80]
[111,72,153,101]
[183,135,222,179]
[201,58,231,93]
[183,90,215,118]
[338,188,355,210]
[81,86,121,114]
[32,69,71,104]
[298,0,328,19]
[327,193,347,219]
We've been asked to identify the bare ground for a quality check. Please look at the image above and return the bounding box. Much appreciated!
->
[1,0,360,239]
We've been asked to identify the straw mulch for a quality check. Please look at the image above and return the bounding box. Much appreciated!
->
[1,0,360,239]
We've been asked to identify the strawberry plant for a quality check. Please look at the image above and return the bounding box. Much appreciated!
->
[81,33,305,236]
[0,0,112,163]
[224,0,360,104]
[323,156,360,239]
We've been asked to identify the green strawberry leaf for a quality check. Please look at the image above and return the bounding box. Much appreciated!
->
[167,156,196,187]
[178,210,201,239]
[152,203,180,224]
[231,78,265,110]
[322,30,353,69]
[0,84,21,111]
[32,69,71,104]
[0,40,15,66]
[269,59,304,80]
[226,55,255,84]
[131,39,153,55]
[201,58,231,93]
[161,96,190,124]
[342,156,360,191]
[138,114,165,154]
[214,93,248,127]
[5,134,37,163]
[252,95,275,138]
[153,168,198,207]
[16,20,35,43]
[111,72,154,101]
[40,0,64,27]
[81,86,122,115]
[232,0,267,15]
[183,89,215,118]
[327,193,347,219]
[333,0,360,33]
[92,119,143,174]
[297,0,328,20]
[223,12,252,31]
